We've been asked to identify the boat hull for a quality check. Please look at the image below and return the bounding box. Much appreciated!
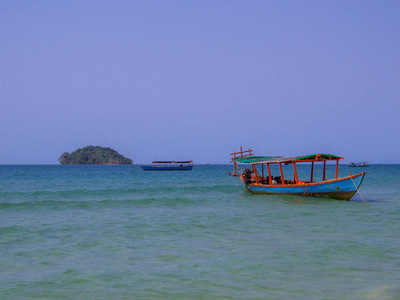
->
[348,165,369,167]
[140,165,193,171]
[245,172,365,200]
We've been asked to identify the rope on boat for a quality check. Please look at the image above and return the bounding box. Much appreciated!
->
[350,176,368,207]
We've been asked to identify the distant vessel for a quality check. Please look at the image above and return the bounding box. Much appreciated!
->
[348,162,369,167]
[230,147,365,201]
[140,160,193,171]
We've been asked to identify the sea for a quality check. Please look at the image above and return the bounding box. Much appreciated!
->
[1,164,400,300]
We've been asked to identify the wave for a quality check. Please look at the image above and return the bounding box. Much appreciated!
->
[0,193,206,211]
[0,180,238,199]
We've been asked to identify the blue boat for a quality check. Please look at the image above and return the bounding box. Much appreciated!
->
[140,160,193,171]
[230,147,365,200]
[348,161,369,167]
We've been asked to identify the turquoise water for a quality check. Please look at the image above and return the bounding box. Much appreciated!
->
[1,164,400,299]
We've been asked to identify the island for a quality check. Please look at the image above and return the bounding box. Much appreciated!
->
[59,146,133,165]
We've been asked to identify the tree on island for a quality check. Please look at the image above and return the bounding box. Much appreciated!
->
[59,146,133,165]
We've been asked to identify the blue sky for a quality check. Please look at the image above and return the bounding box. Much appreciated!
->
[1,0,399,164]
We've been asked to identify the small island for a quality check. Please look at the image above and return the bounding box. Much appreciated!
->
[59,145,133,165]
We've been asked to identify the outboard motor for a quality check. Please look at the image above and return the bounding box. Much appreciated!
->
[242,168,252,185]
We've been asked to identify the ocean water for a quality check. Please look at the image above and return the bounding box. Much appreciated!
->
[1,164,400,300]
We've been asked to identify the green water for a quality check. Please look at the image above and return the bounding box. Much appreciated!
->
[1,165,400,299]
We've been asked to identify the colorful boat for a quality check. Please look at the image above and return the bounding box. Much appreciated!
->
[348,162,369,167]
[230,147,365,200]
[140,160,193,171]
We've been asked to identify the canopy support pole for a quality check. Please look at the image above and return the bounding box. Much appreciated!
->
[279,163,285,184]
[252,164,260,184]
[293,162,299,183]
[311,161,314,183]
[267,164,273,185]
[335,160,339,179]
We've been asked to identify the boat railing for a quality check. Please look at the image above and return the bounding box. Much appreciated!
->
[230,147,254,159]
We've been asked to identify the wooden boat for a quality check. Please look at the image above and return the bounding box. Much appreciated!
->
[230,147,365,200]
[348,162,369,167]
[140,160,193,171]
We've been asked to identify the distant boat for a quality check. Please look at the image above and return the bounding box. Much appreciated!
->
[348,162,370,167]
[140,160,193,171]
[230,147,365,201]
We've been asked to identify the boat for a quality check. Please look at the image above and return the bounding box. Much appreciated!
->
[348,162,369,167]
[140,160,193,171]
[230,147,365,201]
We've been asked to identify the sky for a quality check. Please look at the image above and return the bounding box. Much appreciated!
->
[1,0,399,164]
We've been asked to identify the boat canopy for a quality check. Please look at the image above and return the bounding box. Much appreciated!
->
[231,156,275,164]
[296,154,342,160]
[233,153,343,165]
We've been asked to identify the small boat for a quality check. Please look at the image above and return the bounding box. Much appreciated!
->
[230,147,365,201]
[140,160,193,171]
[348,162,369,167]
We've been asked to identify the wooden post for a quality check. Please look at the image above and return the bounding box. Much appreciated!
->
[237,163,241,175]
[279,163,285,184]
[335,160,339,179]
[323,161,326,181]
[311,161,314,183]
[293,162,299,183]
[267,163,273,185]
[253,164,259,184]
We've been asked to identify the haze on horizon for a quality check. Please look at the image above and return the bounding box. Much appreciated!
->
[1,1,399,164]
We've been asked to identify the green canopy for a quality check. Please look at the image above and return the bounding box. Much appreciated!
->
[295,154,342,160]
[231,156,276,163]
[235,153,343,165]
